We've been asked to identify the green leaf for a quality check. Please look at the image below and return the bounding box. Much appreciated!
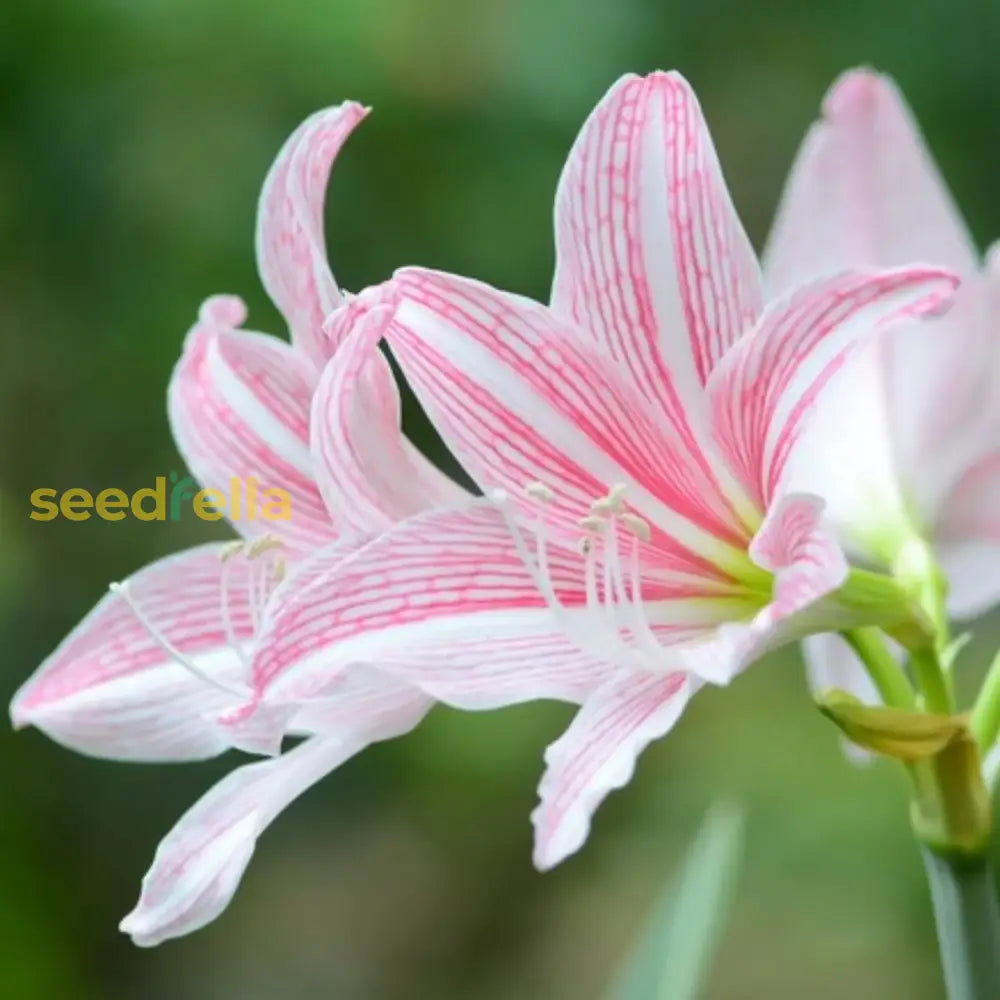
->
[607,801,744,1000]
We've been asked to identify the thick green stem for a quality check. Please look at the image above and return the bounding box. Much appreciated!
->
[921,848,1000,1000]
[971,650,1000,751]
[911,645,955,715]
[843,627,915,709]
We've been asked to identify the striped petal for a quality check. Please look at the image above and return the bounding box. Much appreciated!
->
[764,71,993,554]
[532,670,692,869]
[389,267,746,577]
[311,289,467,537]
[706,268,959,508]
[246,502,612,712]
[9,544,254,762]
[671,495,849,687]
[121,684,427,947]
[763,68,978,294]
[749,493,849,624]
[254,102,368,365]
[552,71,762,418]
[168,296,336,554]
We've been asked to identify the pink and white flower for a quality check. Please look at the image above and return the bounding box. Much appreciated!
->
[11,103,462,944]
[762,68,1000,703]
[239,72,958,874]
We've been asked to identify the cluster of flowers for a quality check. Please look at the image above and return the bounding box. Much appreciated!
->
[11,68,1000,947]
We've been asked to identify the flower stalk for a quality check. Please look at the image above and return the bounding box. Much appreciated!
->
[971,649,1000,750]
[921,847,1000,1000]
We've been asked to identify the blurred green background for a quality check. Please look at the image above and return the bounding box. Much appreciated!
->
[3,0,999,997]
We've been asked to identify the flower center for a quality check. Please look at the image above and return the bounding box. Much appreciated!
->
[493,481,685,674]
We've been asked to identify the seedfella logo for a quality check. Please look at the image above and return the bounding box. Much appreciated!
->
[29,473,292,523]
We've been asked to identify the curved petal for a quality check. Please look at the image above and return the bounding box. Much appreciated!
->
[532,670,691,870]
[389,267,747,576]
[707,268,959,508]
[675,494,850,686]
[763,68,978,293]
[748,493,849,624]
[120,685,427,947]
[552,71,762,416]
[168,297,336,554]
[311,289,467,537]
[246,502,614,712]
[9,544,255,762]
[763,71,989,553]
[254,103,368,365]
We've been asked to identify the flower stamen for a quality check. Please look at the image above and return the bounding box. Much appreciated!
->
[492,482,667,676]
[109,581,249,698]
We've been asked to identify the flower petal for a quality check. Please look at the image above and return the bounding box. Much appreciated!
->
[532,670,691,869]
[311,289,467,537]
[168,297,336,554]
[254,102,368,365]
[552,71,762,415]
[247,501,613,711]
[936,451,1000,618]
[707,268,959,508]
[763,71,993,550]
[763,68,978,293]
[10,544,255,762]
[389,267,747,576]
[674,494,851,688]
[749,493,849,623]
[120,684,428,947]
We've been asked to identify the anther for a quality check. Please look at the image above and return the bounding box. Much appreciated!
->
[525,481,555,503]
[219,541,244,562]
[246,535,283,559]
[606,482,628,512]
[578,515,606,533]
[620,513,652,542]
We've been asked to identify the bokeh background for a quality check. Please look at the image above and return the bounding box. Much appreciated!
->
[3,0,1000,997]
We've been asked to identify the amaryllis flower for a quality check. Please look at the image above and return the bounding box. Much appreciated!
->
[10,103,463,943]
[762,68,1000,704]
[236,72,958,876]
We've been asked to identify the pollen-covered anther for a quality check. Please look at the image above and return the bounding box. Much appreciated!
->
[524,480,556,503]
[619,513,651,542]
[245,535,284,559]
[219,541,245,562]
[578,515,607,533]
[605,482,628,512]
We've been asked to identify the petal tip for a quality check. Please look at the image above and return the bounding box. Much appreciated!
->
[985,241,1000,275]
[823,67,889,118]
[198,295,247,329]
[9,694,32,731]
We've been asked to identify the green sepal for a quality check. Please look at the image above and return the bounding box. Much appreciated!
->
[816,689,967,762]
[835,568,935,649]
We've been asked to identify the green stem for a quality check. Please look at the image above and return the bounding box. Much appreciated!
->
[843,627,915,709]
[911,645,955,715]
[921,847,1000,1000]
[971,650,1000,751]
